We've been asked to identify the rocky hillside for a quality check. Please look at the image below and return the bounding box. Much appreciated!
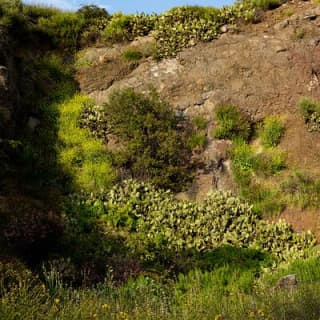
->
[3,2,320,319]
[75,0,320,232]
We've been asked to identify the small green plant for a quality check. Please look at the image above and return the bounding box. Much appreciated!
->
[121,48,143,62]
[241,183,286,217]
[193,116,208,130]
[294,28,305,40]
[188,133,207,149]
[283,9,294,17]
[78,103,108,141]
[254,149,286,176]
[298,97,320,131]
[230,139,286,188]
[213,105,251,141]
[281,171,320,209]
[261,116,285,148]
[230,139,255,186]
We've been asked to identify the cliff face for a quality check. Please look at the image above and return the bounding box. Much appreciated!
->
[76,1,320,201]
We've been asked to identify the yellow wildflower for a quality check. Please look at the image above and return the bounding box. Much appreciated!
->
[102,303,110,310]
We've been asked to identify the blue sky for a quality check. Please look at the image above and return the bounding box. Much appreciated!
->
[23,0,234,14]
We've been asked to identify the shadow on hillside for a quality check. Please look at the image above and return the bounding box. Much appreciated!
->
[0,32,79,264]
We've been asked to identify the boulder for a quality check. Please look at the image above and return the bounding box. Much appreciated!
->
[277,274,297,290]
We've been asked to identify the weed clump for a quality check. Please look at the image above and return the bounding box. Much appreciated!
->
[261,116,285,148]
[213,105,251,141]
[121,48,143,62]
[298,97,320,132]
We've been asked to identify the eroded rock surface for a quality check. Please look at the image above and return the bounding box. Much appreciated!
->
[76,1,320,199]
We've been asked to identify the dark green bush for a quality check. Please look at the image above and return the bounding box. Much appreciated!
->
[38,11,85,49]
[250,0,281,10]
[103,88,193,191]
[77,5,110,23]
[213,105,251,141]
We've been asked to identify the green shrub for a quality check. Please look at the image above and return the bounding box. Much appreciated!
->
[38,11,85,49]
[261,116,285,148]
[250,0,281,10]
[22,4,60,19]
[298,97,320,132]
[77,5,110,46]
[102,12,134,43]
[77,5,110,23]
[0,0,22,14]
[241,183,285,217]
[130,12,157,37]
[154,4,255,58]
[294,28,305,40]
[213,105,251,141]
[230,139,255,186]
[254,149,286,176]
[103,88,193,191]
[78,103,108,141]
[281,171,320,209]
[105,179,315,260]
[121,48,143,62]
[193,116,208,130]
[230,138,286,188]
[101,12,156,44]
[188,133,207,149]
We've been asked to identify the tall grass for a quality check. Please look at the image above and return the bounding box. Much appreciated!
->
[2,258,320,320]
